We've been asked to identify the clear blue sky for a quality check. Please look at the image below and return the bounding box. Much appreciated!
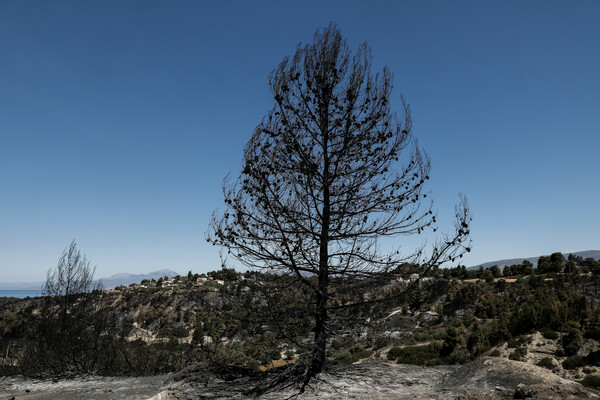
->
[1,1,598,282]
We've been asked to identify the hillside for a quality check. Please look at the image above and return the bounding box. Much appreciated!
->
[469,250,600,270]
[96,269,180,289]
[0,269,180,291]
[3,255,600,398]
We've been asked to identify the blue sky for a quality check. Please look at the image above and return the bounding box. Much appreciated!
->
[1,1,598,282]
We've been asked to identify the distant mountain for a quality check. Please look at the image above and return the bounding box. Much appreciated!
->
[96,269,180,289]
[0,269,180,290]
[468,250,600,270]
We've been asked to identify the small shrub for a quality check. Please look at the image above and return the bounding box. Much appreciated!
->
[387,347,404,360]
[444,348,469,365]
[564,342,580,357]
[432,330,447,340]
[581,375,600,389]
[388,342,443,366]
[563,355,586,370]
[518,335,530,345]
[489,349,501,357]
[509,347,527,361]
[543,330,559,340]
[536,357,556,370]
[507,338,520,348]
[585,326,600,341]
[335,345,373,364]
[372,336,390,350]
[587,350,600,366]
[171,326,189,338]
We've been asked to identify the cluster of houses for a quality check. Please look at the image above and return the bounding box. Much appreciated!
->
[192,276,225,287]
[105,274,230,294]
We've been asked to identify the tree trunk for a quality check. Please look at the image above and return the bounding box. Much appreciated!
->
[309,88,331,377]
[311,274,328,375]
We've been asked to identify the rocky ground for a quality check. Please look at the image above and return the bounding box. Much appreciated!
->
[3,357,599,400]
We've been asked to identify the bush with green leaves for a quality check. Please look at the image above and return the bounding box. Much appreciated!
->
[372,336,390,350]
[562,321,583,356]
[542,329,559,340]
[509,347,527,361]
[536,357,556,370]
[580,374,600,389]
[563,355,586,370]
[335,345,373,364]
[586,350,600,366]
[387,342,444,366]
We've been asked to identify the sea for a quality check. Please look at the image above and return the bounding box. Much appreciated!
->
[0,289,43,299]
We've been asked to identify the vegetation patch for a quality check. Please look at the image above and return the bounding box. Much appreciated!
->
[542,329,559,340]
[508,347,527,361]
[335,345,373,364]
[580,374,600,389]
[388,342,443,366]
[563,355,586,370]
[536,356,556,370]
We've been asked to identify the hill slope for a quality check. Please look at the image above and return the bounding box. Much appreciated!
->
[469,250,600,270]
[96,269,179,289]
[0,269,180,290]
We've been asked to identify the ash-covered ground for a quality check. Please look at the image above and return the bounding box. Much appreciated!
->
[2,358,599,400]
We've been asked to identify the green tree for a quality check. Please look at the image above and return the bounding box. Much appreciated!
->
[208,24,471,382]
[550,252,565,273]
[477,266,485,279]
[489,265,501,278]
[467,319,486,355]
[537,255,552,274]
[562,321,583,356]
[442,318,467,363]
[565,254,577,274]
[522,259,534,275]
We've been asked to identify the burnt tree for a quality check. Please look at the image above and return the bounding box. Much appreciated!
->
[208,24,471,381]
